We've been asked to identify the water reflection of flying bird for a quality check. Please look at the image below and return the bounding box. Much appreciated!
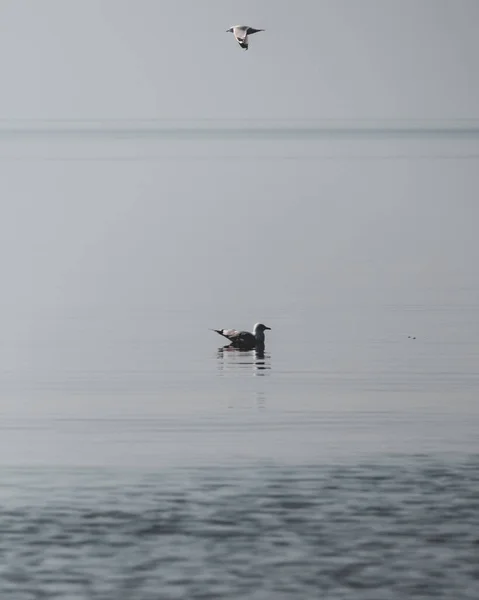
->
[226,25,265,50]
[212,323,271,349]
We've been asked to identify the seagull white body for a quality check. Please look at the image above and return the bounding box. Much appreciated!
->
[212,323,271,348]
[226,25,264,50]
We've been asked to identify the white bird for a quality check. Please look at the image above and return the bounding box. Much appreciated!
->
[226,25,264,50]
[212,323,271,348]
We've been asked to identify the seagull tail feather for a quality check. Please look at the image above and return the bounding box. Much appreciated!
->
[211,329,224,336]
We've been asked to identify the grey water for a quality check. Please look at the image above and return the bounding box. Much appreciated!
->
[0,121,478,598]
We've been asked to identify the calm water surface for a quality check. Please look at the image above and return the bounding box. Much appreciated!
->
[0,122,478,598]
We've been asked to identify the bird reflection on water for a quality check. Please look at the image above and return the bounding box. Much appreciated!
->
[216,344,271,376]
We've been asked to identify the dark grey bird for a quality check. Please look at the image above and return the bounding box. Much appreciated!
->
[212,323,271,349]
[226,25,265,50]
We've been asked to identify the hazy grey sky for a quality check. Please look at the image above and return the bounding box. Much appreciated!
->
[0,0,478,119]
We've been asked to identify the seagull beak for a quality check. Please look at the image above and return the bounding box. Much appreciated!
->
[265,326,271,330]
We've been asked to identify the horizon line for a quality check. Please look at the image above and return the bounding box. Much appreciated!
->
[0,118,479,138]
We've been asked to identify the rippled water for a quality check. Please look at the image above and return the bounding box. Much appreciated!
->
[1,459,479,599]
[0,121,478,597]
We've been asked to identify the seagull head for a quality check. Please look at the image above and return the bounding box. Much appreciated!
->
[254,323,271,333]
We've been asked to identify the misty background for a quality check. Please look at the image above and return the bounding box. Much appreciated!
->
[1,3,479,597]
[0,0,478,119]
[0,0,477,461]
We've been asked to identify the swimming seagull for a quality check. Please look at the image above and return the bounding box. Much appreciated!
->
[212,323,271,349]
[226,25,264,50]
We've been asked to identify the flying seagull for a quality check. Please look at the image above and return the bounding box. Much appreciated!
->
[226,25,264,50]
[212,323,271,349]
